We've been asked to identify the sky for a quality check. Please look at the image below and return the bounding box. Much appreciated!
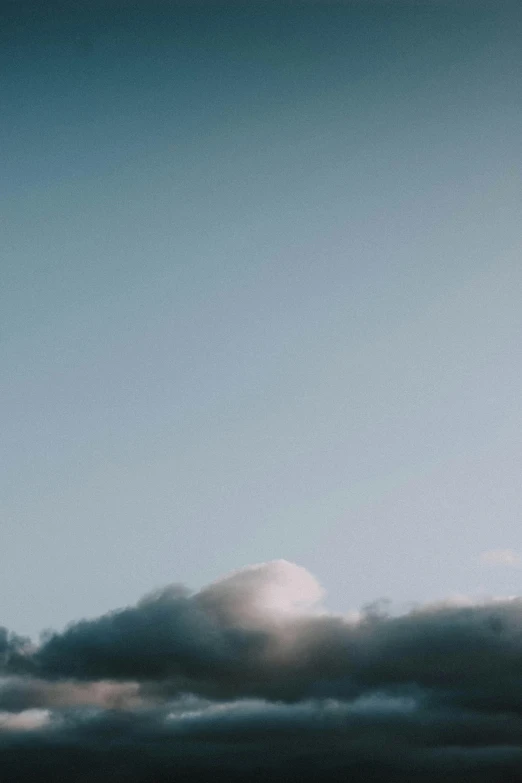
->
[1,1,522,778]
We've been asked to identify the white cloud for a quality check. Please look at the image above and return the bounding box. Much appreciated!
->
[479,549,521,567]
[0,709,51,731]
[197,559,326,623]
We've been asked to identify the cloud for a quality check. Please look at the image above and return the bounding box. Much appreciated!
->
[196,560,326,622]
[31,560,337,700]
[4,560,522,779]
[0,677,143,712]
[0,709,51,732]
[0,628,34,674]
[29,560,522,703]
[2,696,522,782]
[479,549,521,567]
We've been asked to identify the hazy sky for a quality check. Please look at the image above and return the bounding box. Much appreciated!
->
[2,0,522,644]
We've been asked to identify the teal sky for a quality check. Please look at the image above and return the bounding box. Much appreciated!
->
[2,1,522,639]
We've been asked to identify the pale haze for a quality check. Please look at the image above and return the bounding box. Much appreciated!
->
[2,1,522,645]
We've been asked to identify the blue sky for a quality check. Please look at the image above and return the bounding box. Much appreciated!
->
[2,1,522,641]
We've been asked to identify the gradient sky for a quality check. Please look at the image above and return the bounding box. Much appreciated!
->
[2,1,522,641]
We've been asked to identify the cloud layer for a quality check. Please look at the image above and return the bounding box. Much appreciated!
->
[3,560,522,781]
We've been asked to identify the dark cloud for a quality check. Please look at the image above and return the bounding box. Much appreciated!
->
[0,627,34,675]
[3,561,522,780]
[30,563,522,704]
[2,697,522,782]
[35,583,253,682]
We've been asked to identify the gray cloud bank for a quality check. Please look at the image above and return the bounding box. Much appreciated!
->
[3,560,522,781]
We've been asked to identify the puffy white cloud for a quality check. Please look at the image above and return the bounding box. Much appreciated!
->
[196,559,326,623]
